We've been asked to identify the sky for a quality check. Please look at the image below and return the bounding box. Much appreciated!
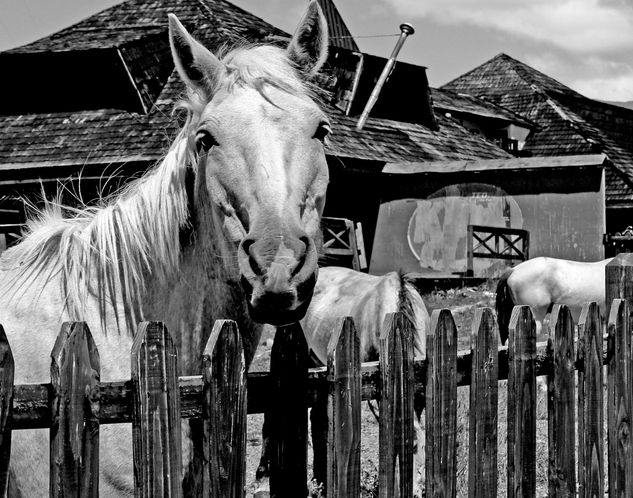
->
[1,0,632,102]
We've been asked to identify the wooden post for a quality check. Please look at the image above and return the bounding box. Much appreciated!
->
[547,305,576,497]
[468,308,498,498]
[0,325,13,497]
[131,322,182,498]
[607,299,633,497]
[507,305,536,498]
[202,320,247,498]
[606,252,633,318]
[466,225,474,277]
[269,322,309,498]
[50,322,100,498]
[424,309,457,498]
[577,302,604,498]
[326,317,361,497]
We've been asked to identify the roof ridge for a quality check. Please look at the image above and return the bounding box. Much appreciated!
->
[431,87,536,127]
[543,100,627,169]
[441,52,509,89]
[499,54,583,98]
[476,94,538,127]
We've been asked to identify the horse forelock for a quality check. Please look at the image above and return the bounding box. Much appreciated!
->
[222,45,321,99]
[0,135,195,334]
[178,44,324,122]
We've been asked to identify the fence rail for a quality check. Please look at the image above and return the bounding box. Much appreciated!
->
[466,224,529,276]
[2,254,633,496]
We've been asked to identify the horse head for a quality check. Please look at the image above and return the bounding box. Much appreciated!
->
[168,1,329,325]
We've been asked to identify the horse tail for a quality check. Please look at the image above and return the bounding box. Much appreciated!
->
[496,269,515,345]
[400,271,428,417]
[398,271,425,354]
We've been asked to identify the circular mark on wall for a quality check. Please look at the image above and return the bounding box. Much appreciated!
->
[407,183,523,275]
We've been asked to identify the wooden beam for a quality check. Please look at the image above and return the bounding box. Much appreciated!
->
[5,336,609,429]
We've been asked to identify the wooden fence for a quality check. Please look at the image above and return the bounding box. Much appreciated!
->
[2,255,633,496]
[466,224,529,276]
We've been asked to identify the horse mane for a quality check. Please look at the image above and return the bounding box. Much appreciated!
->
[0,42,321,333]
[0,134,195,332]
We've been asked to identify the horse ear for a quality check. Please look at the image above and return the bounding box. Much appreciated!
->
[287,0,329,76]
[168,14,223,98]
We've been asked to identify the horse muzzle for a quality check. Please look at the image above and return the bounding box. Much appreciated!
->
[237,232,319,325]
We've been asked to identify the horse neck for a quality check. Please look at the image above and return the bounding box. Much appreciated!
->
[140,184,261,375]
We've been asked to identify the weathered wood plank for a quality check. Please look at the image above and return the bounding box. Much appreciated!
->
[547,305,575,497]
[607,298,633,498]
[49,322,100,498]
[326,317,361,498]
[507,305,536,498]
[268,322,309,498]
[425,309,457,498]
[468,308,498,498]
[379,311,415,498]
[606,253,633,319]
[0,325,13,497]
[131,322,182,498]
[201,320,247,498]
[577,302,604,498]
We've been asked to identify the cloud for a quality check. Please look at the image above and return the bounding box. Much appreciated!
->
[384,0,633,54]
[525,53,633,100]
[573,71,633,101]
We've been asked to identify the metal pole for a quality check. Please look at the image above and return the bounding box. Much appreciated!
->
[356,23,415,131]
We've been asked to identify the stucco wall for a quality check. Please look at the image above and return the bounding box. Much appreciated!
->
[370,168,605,276]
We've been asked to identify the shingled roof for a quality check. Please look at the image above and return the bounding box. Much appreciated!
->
[431,88,535,128]
[0,0,509,187]
[442,53,633,205]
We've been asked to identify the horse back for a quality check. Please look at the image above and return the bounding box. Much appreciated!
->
[301,267,428,364]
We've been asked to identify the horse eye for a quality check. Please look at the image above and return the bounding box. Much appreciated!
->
[195,130,218,152]
[313,122,331,142]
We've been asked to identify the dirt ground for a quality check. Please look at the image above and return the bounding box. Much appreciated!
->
[244,280,551,497]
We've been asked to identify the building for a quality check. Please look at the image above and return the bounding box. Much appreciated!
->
[441,53,633,235]
[0,0,510,262]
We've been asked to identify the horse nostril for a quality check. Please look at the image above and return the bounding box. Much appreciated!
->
[241,238,263,276]
[291,236,310,277]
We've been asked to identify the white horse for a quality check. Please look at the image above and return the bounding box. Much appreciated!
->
[496,256,611,344]
[257,266,429,497]
[0,2,330,495]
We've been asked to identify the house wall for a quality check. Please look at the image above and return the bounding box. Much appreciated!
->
[369,166,605,276]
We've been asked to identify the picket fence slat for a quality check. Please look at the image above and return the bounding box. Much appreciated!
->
[468,308,498,498]
[202,320,247,498]
[546,305,576,497]
[269,322,309,498]
[379,311,415,498]
[50,322,100,498]
[507,305,537,498]
[326,316,361,498]
[607,298,633,497]
[0,325,13,497]
[131,321,182,498]
[577,302,604,498]
[425,309,457,498]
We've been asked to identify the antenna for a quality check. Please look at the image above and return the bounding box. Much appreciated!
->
[356,23,415,131]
